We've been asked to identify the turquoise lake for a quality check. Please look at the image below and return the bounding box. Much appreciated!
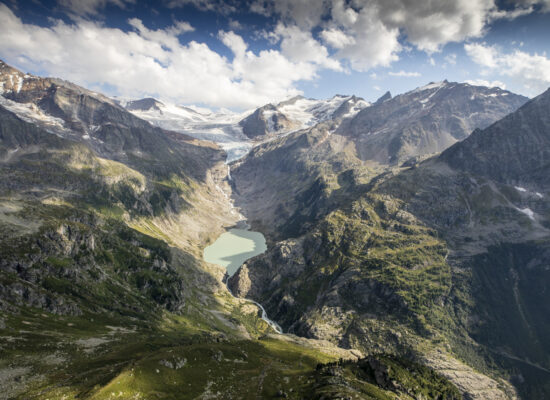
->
[203,228,267,276]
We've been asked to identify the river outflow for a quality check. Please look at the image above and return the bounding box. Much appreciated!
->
[203,227,283,334]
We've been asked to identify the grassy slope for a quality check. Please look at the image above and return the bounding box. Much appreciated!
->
[0,105,461,399]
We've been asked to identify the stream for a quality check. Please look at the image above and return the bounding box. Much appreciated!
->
[203,227,283,334]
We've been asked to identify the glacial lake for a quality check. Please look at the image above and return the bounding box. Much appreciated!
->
[203,228,267,276]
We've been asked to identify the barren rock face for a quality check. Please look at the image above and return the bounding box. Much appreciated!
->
[339,81,528,165]
[239,104,299,138]
[228,263,252,297]
[422,351,518,400]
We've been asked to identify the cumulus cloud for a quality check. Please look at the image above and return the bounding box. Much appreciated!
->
[320,28,355,49]
[465,42,550,95]
[327,1,401,71]
[0,4,325,109]
[274,24,342,71]
[445,53,457,65]
[249,0,548,71]
[464,42,499,68]
[465,79,506,89]
[388,70,421,77]
[250,0,330,29]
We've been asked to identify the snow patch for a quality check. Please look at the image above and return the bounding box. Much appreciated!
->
[277,95,366,128]
[15,76,23,93]
[128,94,367,163]
[340,99,370,119]
[517,207,535,221]
[0,95,67,134]
[261,109,277,133]
[129,99,251,162]
[412,81,446,94]
[515,186,527,192]
[536,192,544,198]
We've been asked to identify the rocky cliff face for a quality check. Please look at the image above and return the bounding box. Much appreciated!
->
[124,97,165,112]
[441,88,550,187]
[339,81,528,164]
[239,103,299,138]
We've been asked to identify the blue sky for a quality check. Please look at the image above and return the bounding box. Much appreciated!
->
[0,0,549,110]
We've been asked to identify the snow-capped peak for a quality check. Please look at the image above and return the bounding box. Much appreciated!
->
[412,80,449,94]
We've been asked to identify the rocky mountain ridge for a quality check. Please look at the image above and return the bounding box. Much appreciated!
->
[339,80,528,164]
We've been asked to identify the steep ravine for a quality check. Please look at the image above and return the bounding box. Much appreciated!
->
[225,140,530,399]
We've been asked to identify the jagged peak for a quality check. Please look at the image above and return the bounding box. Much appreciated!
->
[374,91,392,104]
[125,97,165,112]
[277,95,305,107]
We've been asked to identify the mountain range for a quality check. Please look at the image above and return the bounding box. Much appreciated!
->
[0,59,548,400]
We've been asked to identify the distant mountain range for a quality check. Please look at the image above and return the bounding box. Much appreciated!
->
[120,79,526,167]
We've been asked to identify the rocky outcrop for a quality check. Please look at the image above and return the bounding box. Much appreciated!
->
[374,91,392,105]
[239,104,298,138]
[441,88,550,187]
[422,350,518,400]
[228,263,252,297]
[338,81,528,164]
[124,98,164,112]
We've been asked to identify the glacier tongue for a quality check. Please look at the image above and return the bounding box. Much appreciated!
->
[129,100,252,163]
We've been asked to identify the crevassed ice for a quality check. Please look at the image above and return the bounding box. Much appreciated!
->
[0,95,67,133]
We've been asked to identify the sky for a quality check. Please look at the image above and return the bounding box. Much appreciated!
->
[0,0,549,110]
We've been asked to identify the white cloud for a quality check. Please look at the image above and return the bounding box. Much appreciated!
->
[465,42,550,95]
[273,24,342,71]
[251,0,402,71]
[320,28,355,49]
[0,4,325,109]
[57,0,135,16]
[464,42,499,68]
[328,1,401,71]
[465,79,506,89]
[228,18,243,30]
[374,0,494,52]
[445,53,457,65]
[388,70,421,77]
[250,0,548,72]
[502,0,550,13]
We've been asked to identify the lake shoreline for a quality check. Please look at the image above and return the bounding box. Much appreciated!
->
[203,225,283,334]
